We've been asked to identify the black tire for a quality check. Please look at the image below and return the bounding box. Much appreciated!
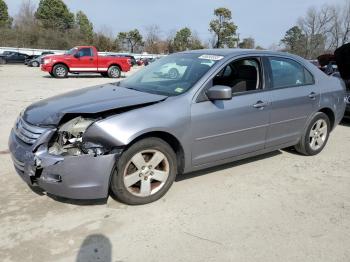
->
[49,72,54,77]
[32,61,40,67]
[110,138,177,205]
[107,65,121,78]
[294,112,331,156]
[100,72,108,77]
[52,64,68,78]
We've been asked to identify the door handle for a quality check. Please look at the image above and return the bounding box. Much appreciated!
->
[253,101,269,109]
[308,92,317,100]
[89,58,94,61]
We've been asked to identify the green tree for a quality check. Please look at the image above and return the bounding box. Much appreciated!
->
[173,27,192,51]
[0,0,12,27]
[281,26,307,57]
[35,0,74,30]
[238,37,255,49]
[93,32,118,52]
[209,7,238,48]
[117,29,143,53]
[76,10,93,43]
[190,33,205,50]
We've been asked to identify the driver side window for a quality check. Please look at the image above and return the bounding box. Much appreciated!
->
[77,48,93,57]
[213,58,262,94]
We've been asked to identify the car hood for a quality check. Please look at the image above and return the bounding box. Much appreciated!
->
[23,83,167,126]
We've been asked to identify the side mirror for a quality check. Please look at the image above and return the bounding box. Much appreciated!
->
[206,85,232,101]
[74,53,80,58]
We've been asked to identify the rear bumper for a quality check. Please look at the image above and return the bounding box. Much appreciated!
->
[9,129,120,199]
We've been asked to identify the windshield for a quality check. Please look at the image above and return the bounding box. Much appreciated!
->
[119,53,222,96]
[65,47,78,55]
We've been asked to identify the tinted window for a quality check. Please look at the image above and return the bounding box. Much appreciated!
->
[268,57,314,88]
[78,48,93,57]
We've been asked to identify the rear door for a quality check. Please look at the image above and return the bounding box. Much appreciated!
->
[71,47,97,71]
[264,56,319,148]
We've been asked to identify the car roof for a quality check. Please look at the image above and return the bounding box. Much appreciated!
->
[181,48,294,58]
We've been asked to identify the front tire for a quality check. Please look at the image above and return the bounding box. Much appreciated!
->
[32,61,40,67]
[107,65,121,78]
[294,112,330,156]
[111,138,177,205]
[52,64,68,78]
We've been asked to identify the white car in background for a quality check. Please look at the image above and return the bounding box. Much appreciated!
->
[154,63,187,79]
[154,60,215,79]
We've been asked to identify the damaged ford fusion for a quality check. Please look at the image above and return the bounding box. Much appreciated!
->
[9,50,346,205]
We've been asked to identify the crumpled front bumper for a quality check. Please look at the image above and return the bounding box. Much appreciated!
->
[9,129,121,199]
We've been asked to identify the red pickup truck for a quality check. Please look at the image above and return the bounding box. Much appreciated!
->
[41,46,132,78]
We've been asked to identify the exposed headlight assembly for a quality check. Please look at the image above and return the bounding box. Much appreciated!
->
[49,117,104,156]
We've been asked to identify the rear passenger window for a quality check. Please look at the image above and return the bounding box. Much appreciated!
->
[268,57,314,88]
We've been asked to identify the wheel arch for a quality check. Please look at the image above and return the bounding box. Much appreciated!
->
[108,63,122,70]
[52,62,69,72]
[126,131,185,175]
[318,107,335,130]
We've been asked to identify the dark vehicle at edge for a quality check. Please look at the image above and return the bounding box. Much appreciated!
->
[0,52,32,64]
[334,43,350,118]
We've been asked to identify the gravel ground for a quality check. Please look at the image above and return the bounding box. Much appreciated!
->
[0,65,349,262]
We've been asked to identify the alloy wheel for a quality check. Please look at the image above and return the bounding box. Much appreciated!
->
[123,149,170,197]
[110,67,120,78]
[309,119,328,151]
[55,66,67,77]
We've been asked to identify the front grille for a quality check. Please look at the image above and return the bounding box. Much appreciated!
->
[14,117,48,145]
[11,156,25,172]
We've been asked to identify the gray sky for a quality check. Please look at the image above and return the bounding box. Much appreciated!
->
[6,0,346,47]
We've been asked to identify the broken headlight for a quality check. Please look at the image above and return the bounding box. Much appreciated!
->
[49,117,105,156]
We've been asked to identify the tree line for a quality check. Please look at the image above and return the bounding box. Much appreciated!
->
[281,0,350,59]
[0,0,260,53]
[2,0,347,57]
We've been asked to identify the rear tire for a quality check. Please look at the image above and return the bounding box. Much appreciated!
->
[107,65,121,78]
[52,64,68,78]
[110,138,177,205]
[294,112,330,156]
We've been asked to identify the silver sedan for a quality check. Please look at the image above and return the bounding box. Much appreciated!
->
[9,49,346,205]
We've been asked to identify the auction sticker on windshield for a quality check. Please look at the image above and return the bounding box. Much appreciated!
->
[198,55,224,61]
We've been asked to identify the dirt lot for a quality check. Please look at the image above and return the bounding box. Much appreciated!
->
[0,65,350,262]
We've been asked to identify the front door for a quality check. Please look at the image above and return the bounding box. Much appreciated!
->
[71,47,97,71]
[190,57,270,167]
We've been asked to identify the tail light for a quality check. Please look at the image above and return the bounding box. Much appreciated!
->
[127,59,131,65]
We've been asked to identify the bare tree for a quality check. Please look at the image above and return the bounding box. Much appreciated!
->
[143,25,162,53]
[297,6,332,58]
